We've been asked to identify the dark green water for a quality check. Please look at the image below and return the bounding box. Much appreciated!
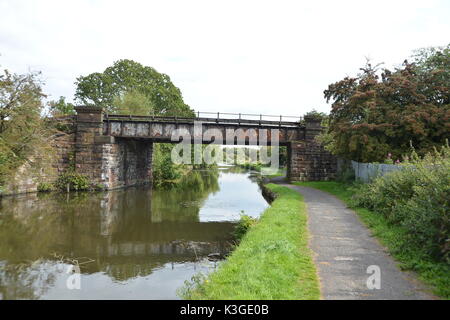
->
[0,167,269,299]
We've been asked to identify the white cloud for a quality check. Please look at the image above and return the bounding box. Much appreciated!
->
[1,0,449,115]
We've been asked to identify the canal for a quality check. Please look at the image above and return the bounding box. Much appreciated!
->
[0,167,269,299]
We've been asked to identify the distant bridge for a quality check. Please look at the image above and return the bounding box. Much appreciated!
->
[74,107,337,189]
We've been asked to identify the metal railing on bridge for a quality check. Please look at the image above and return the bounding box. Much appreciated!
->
[104,111,303,127]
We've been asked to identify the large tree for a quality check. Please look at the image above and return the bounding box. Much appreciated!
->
[74,59,193,116]
[75,59,200,187]
[322,44,450,163]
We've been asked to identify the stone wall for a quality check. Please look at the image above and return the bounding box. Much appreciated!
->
[287,117,337,181]
[1,120,76,196]
[52,128,76,174]
[3,108,154,194]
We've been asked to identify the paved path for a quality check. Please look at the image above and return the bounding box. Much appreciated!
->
[282,184,436,300]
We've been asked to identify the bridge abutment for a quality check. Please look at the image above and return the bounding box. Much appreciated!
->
[75,107,153,189]
[100,138,153,189]
[287,116,337,181]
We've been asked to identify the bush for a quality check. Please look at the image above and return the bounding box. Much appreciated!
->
[152,143,181,187]
[37,182,53,192]
[352,144,450,262]
[239,162,263,171]
[233,213,258,242]
[54,171,90,192]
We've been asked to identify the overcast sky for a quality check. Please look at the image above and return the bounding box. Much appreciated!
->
[1,0,449,116]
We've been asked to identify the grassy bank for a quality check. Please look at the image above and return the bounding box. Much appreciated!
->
[180,183,320,299]
[237,163,286,180]
[294,181,450,299]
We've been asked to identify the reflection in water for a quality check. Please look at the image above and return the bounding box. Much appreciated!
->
[0,168,269,300]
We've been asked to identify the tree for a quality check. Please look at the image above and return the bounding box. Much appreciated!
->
[75,59,198,187]
[303,109,329,127]
[0,68,51,185]
[111,90,155,116]
[0,70,44,133]
[74,59,194,116]
[48,96,75,116]
[322,44,450,163]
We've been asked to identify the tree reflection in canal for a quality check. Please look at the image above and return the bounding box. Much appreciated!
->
[0,168,268,299]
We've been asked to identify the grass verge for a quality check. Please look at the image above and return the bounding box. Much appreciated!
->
[294,181,450,299]
[265,168,286,179]
[180,183,320,299]
[238,163,286,178]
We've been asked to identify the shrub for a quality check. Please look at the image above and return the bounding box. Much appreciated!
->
[239,162,263,171]
[93,183,107,191]
[54,171,90,192]
[352,143,450,262]
[152,143,181,187]
[37,182,53,192]
[233,213,258,242]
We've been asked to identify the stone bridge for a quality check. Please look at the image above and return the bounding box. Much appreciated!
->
[75,107,337,189]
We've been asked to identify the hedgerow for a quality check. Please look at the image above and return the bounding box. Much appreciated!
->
[352,143,450,263]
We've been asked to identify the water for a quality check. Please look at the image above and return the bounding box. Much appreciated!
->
[0,167,269,300]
